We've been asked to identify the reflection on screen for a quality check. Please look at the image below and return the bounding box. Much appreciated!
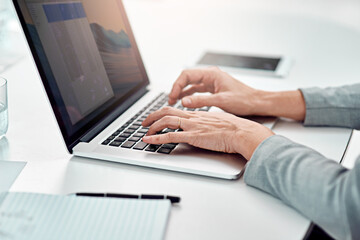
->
[21,0,144,125]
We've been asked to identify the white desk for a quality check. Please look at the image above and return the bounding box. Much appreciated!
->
[1,0,360,239]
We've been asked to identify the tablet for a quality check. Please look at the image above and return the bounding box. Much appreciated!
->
[197,52,292,78]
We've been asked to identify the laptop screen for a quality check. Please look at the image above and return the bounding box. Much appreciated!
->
[15,0,149,149]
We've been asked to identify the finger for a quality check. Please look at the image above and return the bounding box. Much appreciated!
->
[142,131,190,145]
[142,106,189,127]
[178,84,209,99]
[146,116,191,135]
[181,94,220,108]
[168,69,214,105]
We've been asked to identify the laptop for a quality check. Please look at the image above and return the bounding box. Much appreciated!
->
[13,0,262,179]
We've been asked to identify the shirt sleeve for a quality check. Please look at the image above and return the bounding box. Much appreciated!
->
[300,84,360,130]
[244,135,360,240]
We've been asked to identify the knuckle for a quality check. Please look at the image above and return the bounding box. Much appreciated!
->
[181,69,189,76]
[180,70,190,80]
[162,106,173,113]
[216,94,226,102]
[163,115,173,122]
[166,132,176,141]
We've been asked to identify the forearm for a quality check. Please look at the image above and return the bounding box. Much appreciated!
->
[244,135,360,240]
[254,90,306,121]
[253,84,360,129]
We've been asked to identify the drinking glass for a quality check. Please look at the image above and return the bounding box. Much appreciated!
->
[0,77,8,137]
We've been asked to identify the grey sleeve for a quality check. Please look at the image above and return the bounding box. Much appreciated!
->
[300,84,360,130]
[244,135,360,240]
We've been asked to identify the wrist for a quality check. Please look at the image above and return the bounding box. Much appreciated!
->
[254,90,306,121]
[251,90,276,116]
[234,121,274,160]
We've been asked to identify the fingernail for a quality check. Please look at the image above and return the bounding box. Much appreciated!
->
[142,136,151,141]
[182,97,191,106]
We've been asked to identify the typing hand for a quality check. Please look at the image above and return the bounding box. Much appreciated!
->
[168,67,264,116]
[142,107,274,160]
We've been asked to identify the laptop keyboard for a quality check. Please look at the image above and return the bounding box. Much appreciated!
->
[101,93,210,154]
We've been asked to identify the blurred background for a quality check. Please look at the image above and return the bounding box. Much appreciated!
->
[0,0,23,73]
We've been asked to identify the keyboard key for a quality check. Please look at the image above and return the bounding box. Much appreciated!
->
[107,135,116,140]
[164,128,175,133]
[133,132,145,137]
[118,127,125,132]
[121,141,136,148]
[162,143,177,149]
[138,128,149,133]
[124,129,135,134]
[133,141,148,150]
[115,137,127,142]
[111,131,121,136]
[157,147,172,154]
[145,144,161,152]
[109,141,122,147]
[120,133,131,138]
[102,140,111,145]
[129,136,141,142]
[128,124,140,130]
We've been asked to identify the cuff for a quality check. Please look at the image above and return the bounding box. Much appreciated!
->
[299,87,326,126]
[243,135,291,190]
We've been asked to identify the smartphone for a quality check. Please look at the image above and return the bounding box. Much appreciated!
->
[196,52,292,78]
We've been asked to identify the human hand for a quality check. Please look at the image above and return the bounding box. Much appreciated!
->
[168,67,264,116]
[168,67,306,121]
[142,106,274,160]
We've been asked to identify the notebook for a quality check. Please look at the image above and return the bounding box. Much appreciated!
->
[12,0,272,179]
[0,192,171,240]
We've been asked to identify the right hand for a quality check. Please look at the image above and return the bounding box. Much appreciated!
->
[142,106,274,160]
[168,67,264,116]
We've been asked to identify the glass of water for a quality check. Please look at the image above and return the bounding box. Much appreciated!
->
[0,77,8,137]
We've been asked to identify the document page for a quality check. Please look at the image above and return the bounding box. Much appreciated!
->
[0,192,171,240]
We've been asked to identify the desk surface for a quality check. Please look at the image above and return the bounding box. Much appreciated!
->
[2,0,360,239]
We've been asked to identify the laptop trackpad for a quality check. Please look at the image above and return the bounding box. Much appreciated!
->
[163,143,246,178]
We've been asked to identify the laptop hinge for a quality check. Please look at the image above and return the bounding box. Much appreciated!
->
[79,87,149,143]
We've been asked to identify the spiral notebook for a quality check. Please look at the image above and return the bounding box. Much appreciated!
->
[0,192,171,240]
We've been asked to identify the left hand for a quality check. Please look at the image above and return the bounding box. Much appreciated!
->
[142,106,274,160]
